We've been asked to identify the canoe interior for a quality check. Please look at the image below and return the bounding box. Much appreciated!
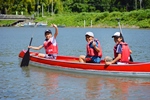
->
[20,50,144,65]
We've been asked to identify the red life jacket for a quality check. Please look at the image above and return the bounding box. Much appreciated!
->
[114,42,130,62]
[43,39,58,54]
[86,39,102,57]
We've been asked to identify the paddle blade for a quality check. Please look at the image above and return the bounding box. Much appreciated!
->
[20,50,30,67]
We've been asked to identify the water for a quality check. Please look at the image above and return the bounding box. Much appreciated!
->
[0,27,150,100]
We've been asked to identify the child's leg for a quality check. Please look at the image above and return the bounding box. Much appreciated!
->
[79,55,86,63]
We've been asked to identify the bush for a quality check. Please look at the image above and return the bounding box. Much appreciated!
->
[137,19,150,28]
[33,9,150,28]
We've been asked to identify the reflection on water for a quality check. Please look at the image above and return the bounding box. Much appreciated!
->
[0,27,150,99]
[18,66,150,100]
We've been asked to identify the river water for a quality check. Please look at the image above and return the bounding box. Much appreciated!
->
[0,27,150,100]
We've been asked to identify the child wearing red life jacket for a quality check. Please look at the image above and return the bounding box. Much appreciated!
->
[79,32,103,63]
[105,32,132,65]
[28,24,58,59]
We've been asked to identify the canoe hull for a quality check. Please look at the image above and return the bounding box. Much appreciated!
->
[19,50,150,77]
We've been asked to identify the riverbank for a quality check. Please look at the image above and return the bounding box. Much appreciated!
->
[35,9,150,28]
[0,9,150,28]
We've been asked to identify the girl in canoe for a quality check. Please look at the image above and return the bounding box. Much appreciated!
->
[105,32,132,65]
[79,32,103,63]
[28,24,58,59]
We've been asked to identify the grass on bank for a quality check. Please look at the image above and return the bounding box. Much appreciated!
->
[1,9,150,28]
[0,20,15,26]
[36,9,150,28]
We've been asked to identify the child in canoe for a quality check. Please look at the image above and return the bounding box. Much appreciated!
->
[28,24,58,59]
[79,32,103,63]
[105,32,132,65]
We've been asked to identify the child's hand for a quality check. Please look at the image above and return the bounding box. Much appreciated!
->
[92,41,96,47]
[52,24,57,28]
[28,46,32,49]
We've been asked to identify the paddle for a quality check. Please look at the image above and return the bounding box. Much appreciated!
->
[20,22,38,67]
[116,18,133,62]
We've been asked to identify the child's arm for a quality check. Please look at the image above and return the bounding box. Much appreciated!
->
[52,24,58,39]
[105,54,121,65]
[28,45,43,50]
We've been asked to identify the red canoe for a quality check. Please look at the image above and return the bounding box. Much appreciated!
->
[19,50,150,78]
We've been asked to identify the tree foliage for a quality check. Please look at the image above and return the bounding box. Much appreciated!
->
[0,0,150,15]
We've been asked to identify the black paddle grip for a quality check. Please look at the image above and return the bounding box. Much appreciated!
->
[29,37,33,46]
